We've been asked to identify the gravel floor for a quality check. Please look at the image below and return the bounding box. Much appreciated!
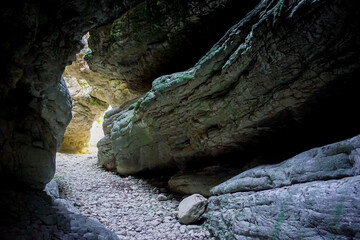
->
[55,153,213,240]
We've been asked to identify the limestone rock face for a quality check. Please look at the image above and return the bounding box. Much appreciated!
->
[0,0,142,189]
[98,0,360,176]
[206,135,360,239]
[212,135,360,195]
[86,0,258,93]
[59,34,137,153]
[59,75,108,153]
[206,176,360,239]
[63,34,137,108]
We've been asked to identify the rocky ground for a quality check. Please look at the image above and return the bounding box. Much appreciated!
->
[55,153,213,240]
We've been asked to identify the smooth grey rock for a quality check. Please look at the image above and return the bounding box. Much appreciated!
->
[178,194,207,224]
[206,176,360,240]
[98,0,360,176]
[44,180,60,199]
[212,134,360,194]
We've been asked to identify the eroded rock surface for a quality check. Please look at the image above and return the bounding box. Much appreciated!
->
[206,176,360,240]
[0,0,142,189]
[59,75,108,153]
[212,134,360,194]
[86,0,258,93]
[63,34,137,108]
[59,34,138,153]
[206,134,360,239]
[98,0,360,176]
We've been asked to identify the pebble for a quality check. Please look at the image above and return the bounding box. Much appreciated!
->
[55,153,214,240]
[157,193,168,201]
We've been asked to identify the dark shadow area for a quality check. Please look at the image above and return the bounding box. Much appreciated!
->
[0,185,118,240]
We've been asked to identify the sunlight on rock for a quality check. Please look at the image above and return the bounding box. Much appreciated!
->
[88,106,112,153]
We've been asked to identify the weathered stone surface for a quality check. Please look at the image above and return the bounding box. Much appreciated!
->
[0,0,142,189]
[59,75,108,153]
[86,0,258,93]
[168,165,240,197]
[63,34,137,108]
[98,0,360,176]
[212,134,360,194]
[0,77,72,189]
[178,194,207,225]
[206,176,360,239]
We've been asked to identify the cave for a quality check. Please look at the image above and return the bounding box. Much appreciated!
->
[1,0,360,239]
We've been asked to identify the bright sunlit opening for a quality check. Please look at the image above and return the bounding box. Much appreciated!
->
[88,105,112,153]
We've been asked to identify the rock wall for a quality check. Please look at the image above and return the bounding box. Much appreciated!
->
[58,33,137,154]
[0,0,142,189]
[86,0,259,94]
[212,135,360,195]
[206,135,360,239]
[98,0,360,177]
[59,75,108,153]
[63,34,137,108]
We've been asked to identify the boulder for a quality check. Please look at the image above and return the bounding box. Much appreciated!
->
[98,0,360,176]
[86,0,258,93]
[178,194,207,224]
[206,175,360,239]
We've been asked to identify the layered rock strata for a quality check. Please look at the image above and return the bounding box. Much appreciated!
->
[212,135,360,194]
[86,0,258,93]
[206,135,360,239]
[59,34,138,153]
[0,0,142,189]
[63,34,137,108]
[59,75,108,153]
[98,0,360,177]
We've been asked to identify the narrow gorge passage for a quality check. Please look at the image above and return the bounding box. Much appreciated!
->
[55,153,212,240]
